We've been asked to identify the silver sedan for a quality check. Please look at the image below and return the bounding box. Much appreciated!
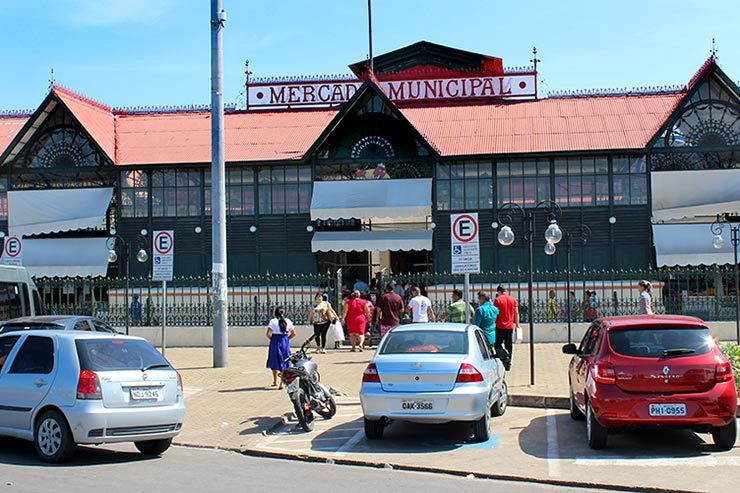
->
[0,330,185,462]
[360,323,507,441]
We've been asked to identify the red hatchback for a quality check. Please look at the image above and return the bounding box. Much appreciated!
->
[563,315,737,450]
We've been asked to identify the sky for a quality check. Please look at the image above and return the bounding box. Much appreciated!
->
[1,0,738,111]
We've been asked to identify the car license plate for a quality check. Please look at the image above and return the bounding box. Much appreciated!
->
[649,403,686,417]
[130,388,161,400]
[286,379,300,393]
[401,400,434,412]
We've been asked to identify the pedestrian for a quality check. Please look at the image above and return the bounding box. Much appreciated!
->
[441,288,474,323]
[637,280,654,315]
[342,290,371,352]
[493,285,520,370]
[306,293,332,354]
[376,283,403,339]
[364,293,376,347]
[353,277,370,295]
[583,290,598,322]
[546,289,557,321]
[266,307,296,389]
[588,289,600,320]
[407,286,436,323]
[473,291,499,349]
[130,293,142,326]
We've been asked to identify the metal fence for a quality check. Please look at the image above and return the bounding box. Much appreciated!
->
[34,266,738,327]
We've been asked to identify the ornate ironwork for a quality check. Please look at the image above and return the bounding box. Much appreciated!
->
[650,150,738,171]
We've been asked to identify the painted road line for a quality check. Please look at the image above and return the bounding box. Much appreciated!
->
[274,435,361,444]
[333,429,365,456]
[574,456,740,467]
[546,409,561,478]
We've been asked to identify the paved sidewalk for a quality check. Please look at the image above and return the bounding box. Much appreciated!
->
[167,342,569,451]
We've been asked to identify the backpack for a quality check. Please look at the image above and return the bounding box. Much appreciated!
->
[589,295,600,309]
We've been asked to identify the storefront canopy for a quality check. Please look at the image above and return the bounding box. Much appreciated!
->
[310,178,432,221]
[8,187,113,237]
[311,230,433,253]
[651,169,740,222]
[21,237,110,277]
[652,223,736,266]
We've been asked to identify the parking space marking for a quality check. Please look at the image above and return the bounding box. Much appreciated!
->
[546,409,561,477]
[574,456,740,467]
[333,429,365,456]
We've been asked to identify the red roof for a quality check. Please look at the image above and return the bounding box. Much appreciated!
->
[115,109,337,165]
[0,116,28,156]
[399,93,683,155]
[52,85,116,161]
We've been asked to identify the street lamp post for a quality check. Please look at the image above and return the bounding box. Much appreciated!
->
[565,224,591,345]
[496,200,562,386]
[107,230,149,335]
[711,214,740,343]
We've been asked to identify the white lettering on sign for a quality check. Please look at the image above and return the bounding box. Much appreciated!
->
[248,74,536,108]
[2,236,23,266]
[152,230,174,282]
[450,213,480,275]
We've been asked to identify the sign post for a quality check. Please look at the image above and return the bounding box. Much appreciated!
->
[450,213,481,324]
[2,236,23,266]
[152,231,174,355]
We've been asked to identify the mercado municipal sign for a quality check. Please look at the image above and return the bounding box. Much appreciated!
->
[247,72,536,108]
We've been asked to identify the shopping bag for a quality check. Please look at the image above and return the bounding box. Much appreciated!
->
[515,326,523,343]
[332,320,345,342]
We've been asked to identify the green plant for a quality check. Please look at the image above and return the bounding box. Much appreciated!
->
[720,342,740,391]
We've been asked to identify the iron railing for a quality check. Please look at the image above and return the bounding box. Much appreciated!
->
[34,266,738,327]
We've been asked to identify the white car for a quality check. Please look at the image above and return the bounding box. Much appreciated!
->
[0,330,185,462]
[360,323,507,441]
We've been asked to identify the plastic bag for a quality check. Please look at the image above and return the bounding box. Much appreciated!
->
[332,320,345,342]
[515,326,523,343]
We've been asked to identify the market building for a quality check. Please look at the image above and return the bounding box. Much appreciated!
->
[0,41,738,281]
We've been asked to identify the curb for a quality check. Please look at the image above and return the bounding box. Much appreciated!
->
[172,442,699,493]
[508,394,569,409]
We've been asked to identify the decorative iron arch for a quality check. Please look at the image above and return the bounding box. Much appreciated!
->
[659,99,740,149]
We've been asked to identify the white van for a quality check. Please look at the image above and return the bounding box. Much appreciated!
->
[0,265,42,323]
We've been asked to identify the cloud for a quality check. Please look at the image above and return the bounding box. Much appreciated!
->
[60,0,176,26]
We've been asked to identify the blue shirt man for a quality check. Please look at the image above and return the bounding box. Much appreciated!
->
[353,279,370,294]
[473,292,499,345]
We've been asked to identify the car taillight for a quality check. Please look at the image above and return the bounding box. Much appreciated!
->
[362,363,381,383]
[77,369,102,399]
[176,371,184,397]
[592,363,616,385]
[716,361,733,383]
[456,363,484,383]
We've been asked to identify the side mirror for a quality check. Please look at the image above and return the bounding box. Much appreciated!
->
[562,343,578,355]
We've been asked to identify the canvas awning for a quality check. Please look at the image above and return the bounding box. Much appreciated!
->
[310,178,432,220]
[8,187,113,236]
[20,237,111,277]
[651,169,740,222]
[311,230,433,253]
[652,223,736,266]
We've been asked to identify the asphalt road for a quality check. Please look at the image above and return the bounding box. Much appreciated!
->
[0,441,613,493]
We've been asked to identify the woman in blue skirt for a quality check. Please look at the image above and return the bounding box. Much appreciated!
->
[266,307,296,389]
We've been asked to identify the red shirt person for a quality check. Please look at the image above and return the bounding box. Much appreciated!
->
[493,285,520,370]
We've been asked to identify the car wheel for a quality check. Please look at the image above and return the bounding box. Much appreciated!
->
[364,418,384,440]
[586,401,608,450]
[712,418,737,451]
[473,409,491,442]
[34,410,76,463]
[135,438,173,456]
[569,386,585,421]
[491,381,508,417]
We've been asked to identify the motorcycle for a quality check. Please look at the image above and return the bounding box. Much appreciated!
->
[281,335,337,432]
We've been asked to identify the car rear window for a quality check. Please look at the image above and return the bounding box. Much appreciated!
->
[380,330,467,354]
[0,324,64,334]
[608,327,713,358]
[75,339,171,371]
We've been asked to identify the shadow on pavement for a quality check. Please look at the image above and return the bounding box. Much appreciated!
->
[0,437,157,467]
[518,413,719,460]
[239,416,285,437]
[219,386,279,393]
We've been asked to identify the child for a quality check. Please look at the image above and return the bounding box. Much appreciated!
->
[266,306,296,388]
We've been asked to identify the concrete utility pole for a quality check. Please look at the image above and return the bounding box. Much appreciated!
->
[211,0,228,367]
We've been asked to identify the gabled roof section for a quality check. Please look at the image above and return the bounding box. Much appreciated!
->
[0,115,29,159]
[349,41,503,77]
[303,78,440,158]
[51,85,116,161]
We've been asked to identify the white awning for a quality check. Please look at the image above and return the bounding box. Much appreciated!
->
[22,237,110,277]
[653,223,736,266]
[310,178,432,220]
[311,230,433,253]
[651,169,740,222]
[8,187,113,236]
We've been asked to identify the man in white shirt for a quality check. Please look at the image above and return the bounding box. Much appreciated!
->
[407,286,436,323]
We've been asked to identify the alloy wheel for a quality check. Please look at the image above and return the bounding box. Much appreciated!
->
[37,418,62,457]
